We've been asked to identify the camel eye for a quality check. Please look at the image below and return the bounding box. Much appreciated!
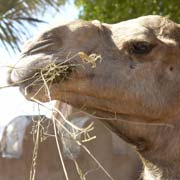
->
[130,41,153,55]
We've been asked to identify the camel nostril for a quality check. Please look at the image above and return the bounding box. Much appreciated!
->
[130,65,133,69]
[129,65,135,69]
[169,67,174,71]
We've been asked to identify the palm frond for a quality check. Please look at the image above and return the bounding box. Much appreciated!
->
[0,0,66,53]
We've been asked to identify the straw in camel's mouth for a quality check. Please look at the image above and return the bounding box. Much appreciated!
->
[35,62,76,84]
[8,54,53,85]
[9,52,102,86]
[8,52,102,102]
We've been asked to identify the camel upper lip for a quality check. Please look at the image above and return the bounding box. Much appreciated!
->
[9,35,61,85]
[9,54,53,85]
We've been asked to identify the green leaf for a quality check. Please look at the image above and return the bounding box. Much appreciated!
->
[75,0,180,23]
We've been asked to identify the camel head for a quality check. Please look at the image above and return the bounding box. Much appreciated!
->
[8,15,180,179]
[9,15,180,123]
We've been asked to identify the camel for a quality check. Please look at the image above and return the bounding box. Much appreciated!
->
[8,15,180,179]
[0,110,140,180]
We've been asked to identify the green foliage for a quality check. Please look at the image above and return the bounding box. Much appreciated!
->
[75,0,180,23]
[0,0,65,51]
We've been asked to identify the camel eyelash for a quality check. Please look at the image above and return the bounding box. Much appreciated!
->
[128,41,155,55]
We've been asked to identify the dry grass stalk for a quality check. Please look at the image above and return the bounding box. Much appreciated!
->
[74,160,86,180]
[29,116,44,180]
[40,65,70,180]
[78,52,102,68]
[0,52,102,89]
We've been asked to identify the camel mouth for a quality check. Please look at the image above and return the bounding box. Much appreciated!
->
[9,52,101,89]
[8,53,76,88]
[9,54,52,85]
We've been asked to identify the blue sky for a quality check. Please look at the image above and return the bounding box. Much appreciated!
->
[0,1,79,126]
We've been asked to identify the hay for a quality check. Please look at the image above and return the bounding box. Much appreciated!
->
[0,52,101,90]
[29,116,43,180]
[78,52,102,68]
[38,51,102,83]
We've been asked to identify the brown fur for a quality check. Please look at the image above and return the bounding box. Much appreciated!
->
[8,15,180,179]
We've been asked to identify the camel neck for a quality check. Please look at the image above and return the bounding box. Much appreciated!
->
[101,118,180,180]
[139,123,180,180]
